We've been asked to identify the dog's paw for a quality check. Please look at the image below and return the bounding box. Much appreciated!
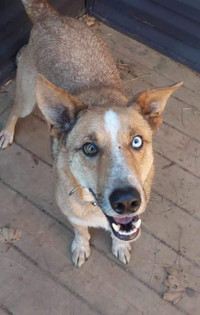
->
[112,240,131,264]
[71,239,91,268]
[0,129,14,149]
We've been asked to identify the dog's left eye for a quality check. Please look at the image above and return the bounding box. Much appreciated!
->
[82,142,98,156]
[132,136,143,150]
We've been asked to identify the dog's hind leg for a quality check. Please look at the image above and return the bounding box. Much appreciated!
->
[111,237,132,264]
[71,224,91,268]
[0,48,36,149]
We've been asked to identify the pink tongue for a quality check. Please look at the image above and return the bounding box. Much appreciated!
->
[114,217,133,224]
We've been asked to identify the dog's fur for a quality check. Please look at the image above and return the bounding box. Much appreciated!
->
[0,0,182,267]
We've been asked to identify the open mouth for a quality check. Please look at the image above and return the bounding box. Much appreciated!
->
[106,215,141,241]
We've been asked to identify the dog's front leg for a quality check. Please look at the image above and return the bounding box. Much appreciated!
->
[71,223,91,268]
[111,236,131,264]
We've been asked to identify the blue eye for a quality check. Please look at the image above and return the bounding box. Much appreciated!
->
[83,142,98,156]
[132,136,143,150]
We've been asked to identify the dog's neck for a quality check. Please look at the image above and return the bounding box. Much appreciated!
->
[77,87,128,107]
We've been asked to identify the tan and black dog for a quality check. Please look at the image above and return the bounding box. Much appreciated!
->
[0,0,182,267]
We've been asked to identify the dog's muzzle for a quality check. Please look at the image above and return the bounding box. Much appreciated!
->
[105,186,142,241]
[90,186,142,241]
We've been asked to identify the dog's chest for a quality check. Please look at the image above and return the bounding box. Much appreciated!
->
[69,208,109,230]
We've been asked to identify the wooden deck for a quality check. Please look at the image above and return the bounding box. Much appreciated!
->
[0,23,200,315]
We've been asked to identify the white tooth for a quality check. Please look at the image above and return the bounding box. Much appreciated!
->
[112,223,120,232]
[133,219,141,229]
[118,228,137,236]
[118,230,127,235]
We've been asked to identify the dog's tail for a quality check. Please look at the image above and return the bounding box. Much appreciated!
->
[21,0,59,24]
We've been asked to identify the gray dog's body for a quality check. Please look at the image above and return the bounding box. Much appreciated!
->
[16,14,125,117]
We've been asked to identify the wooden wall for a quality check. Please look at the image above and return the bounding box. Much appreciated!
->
[87,0,200,73]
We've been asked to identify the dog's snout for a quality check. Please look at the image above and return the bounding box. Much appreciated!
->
[109,187,141,214]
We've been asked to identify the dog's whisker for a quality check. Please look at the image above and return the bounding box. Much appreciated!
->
[69,184,86,196]
[69,185,98,207]
[69,187,77,196]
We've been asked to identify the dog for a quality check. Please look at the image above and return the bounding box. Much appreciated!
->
[0,0,182,267]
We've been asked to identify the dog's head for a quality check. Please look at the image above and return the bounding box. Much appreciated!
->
[36,75,182,241]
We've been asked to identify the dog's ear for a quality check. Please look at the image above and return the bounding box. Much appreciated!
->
[35,75,87,136]
[134,82,183,131]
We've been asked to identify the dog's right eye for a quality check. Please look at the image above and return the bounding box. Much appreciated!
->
[82,142,98,157]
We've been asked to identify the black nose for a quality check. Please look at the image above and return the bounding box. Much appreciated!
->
[109,187,141,214]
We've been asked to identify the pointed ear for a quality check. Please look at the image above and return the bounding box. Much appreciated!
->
[35,75,87,136]
[134,82,183,131]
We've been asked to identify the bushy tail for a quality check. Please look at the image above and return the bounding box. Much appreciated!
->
[21,0,59,24]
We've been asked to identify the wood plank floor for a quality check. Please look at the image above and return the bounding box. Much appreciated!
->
[0,22,200,315]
